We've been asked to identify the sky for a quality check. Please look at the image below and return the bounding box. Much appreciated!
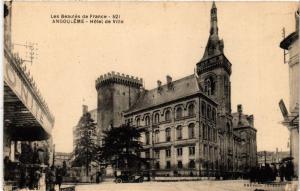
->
[10,1,298,153]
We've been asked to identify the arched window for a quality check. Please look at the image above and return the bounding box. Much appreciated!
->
[176,126,182,140]
[188,123,195,139]
[136,118,140,127]
[154,130,160,143]
[165,128,171,142]
[207,105,211,119]
[176,107,183,119]
[204,77,215,96]
[165,110,171,121]
[204,78,212,96]
[154,113,160,124]
[201,102,206,117]
[145,131,150,145]
[145,116,150,126]
[188,104,195,117]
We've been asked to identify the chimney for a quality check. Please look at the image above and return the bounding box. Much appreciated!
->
[166,75,172,84]
[237,104,243,114]
[247,115,254,127]
[157,80,162,88]
[166,75,173,90]
[237,104,242,125]
[82,105,88,115]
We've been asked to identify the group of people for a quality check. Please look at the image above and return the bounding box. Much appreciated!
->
[46,165,65,191]
[249,161,294,183]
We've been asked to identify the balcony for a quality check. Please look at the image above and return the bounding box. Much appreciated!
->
[174,138,198,147]
[152,142,172,149]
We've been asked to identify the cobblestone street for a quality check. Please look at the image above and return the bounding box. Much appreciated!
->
[71,180,298,191]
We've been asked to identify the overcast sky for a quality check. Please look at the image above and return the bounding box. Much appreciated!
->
[11,1,298,152]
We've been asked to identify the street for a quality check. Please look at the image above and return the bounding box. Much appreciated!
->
[71,180,299,191]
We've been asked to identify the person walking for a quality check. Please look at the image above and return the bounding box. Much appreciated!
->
[279,163,285,182]
[56,166,63,190]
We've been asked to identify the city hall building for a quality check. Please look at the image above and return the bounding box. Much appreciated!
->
[95,2,257,177]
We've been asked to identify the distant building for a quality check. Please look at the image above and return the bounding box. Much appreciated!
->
[257,150,289,166]
[279,8,299,177]
[95,2,257,178]
[55,152,72,167]
[232,105,257,172]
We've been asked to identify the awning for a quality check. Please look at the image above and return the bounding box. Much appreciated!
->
[4,46,54,141]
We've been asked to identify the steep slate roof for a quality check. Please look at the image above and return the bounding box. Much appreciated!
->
[125,74,202,114]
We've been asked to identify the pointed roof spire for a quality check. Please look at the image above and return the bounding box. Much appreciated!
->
[200,1,224,61]
[212,1,216,9]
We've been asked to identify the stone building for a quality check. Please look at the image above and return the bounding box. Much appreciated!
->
[95,2,257,178]
[279,8,299,178]
[4,1,55,190]
[232,105,257,173]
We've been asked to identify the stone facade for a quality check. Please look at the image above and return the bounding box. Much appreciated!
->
[95,2,257,178]
[279,8,299,178]
[232,105,257,172]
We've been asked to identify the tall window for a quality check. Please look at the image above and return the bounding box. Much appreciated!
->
[189,146,195,156]
[177,147,183,156]
[154,130,160,143]
[166,161,171,169]
[207,105,211,119]
[154,150,160,159]
[175,107,183,119]
[155,162,160,169]
[145,116,150,126]
[188,104,195,117]
[177,161,183,169]
[166,149,171,158]
[188,123,195,139]
[165,128,171,142]
[204,77,215,96]
[189,160,196,169]
[136,118,140,127]
[212,108,216,122]
[201,102,206,117]
[203,125,207,140]
[154,113,160,124]
[145,150,150,158]
[176,125,182,140]
[165,110,171,121]
[145,131,150,145]
[208,127,211,141]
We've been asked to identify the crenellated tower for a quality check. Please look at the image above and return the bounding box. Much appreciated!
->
[95,71,143,140]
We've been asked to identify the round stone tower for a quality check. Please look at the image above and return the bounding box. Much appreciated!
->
[95,71,143,140]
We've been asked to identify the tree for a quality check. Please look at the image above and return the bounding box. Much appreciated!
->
[72,112,98,176]
[100,124,147,170]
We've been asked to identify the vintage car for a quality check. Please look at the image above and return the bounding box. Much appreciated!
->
[114,170,145,183]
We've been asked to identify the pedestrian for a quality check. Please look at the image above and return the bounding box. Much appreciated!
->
[49,166,56,191]
[56,166,63,190]
[279,163,285,182]
[34,168,41,189]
